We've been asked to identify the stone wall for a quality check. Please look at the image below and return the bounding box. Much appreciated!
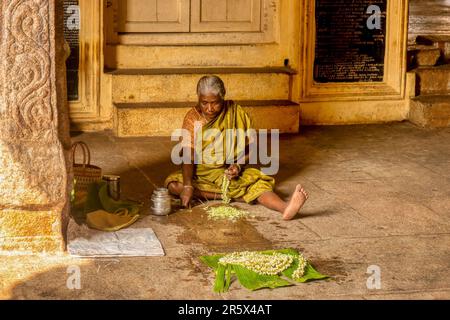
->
[0,0,71,254]
[409,0,450,40]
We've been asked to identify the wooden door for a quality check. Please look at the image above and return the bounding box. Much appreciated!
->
[191,0,262,32]
[117,0,190,32]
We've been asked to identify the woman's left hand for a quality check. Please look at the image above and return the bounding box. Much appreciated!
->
[225,164,240,180]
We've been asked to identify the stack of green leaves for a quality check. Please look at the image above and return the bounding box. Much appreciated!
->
[200,248,328,292]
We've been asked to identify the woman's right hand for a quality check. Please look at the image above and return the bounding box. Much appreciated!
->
[180,185,194,207]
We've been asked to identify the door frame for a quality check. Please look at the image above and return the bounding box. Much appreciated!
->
[69,0,102,122]
[299,0,409,102]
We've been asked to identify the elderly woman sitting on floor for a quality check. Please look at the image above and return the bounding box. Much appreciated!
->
[165,75,308,220]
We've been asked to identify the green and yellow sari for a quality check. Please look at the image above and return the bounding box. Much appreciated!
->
[164,101,275,203]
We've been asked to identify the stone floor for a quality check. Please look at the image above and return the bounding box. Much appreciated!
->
[1,122,450,300]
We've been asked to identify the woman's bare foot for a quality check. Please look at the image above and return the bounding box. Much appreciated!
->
[282,184,309,220]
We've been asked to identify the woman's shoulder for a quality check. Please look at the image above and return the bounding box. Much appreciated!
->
[225,100,244,112]
[226,100,249,116]
[225,100,253,128]
[183,106,206,128]
[184,106,201,120]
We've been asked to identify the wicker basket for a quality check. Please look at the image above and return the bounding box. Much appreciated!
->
[71,141,102,193]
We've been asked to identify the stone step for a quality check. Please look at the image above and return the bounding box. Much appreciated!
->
[407,45,442,67]
[409,95,450,128]
[104,44,290,69]
[113,100,300,137]
[107,67,296,103]
[416,35,450,63]
[409,12,450,39]
[414,65,450,95]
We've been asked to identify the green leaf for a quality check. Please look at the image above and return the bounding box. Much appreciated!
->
[213,264,226,293]
[232,264,293,291]
[282,257,301,278]
[292,263,329,283]
[201,249,328,293]
[224,264,232,291]
[199,254,225,270]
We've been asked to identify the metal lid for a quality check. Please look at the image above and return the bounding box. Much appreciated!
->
[153,188,169,194]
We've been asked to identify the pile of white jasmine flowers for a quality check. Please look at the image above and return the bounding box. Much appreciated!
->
[218,251,308,279]
[206,205,248,221]
[203,172,249,221]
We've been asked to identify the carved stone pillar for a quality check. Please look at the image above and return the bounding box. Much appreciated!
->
[0,0,72,253]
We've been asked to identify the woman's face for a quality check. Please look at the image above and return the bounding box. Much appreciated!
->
[198,93,223,121]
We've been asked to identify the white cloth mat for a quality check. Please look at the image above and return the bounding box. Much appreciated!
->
[67,219,165,257]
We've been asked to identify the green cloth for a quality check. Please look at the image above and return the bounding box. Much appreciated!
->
[71,181,143,231]
[165,102,275,203]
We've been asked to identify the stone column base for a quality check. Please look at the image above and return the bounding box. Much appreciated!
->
[0,0,71,255]
[0,210,65,254]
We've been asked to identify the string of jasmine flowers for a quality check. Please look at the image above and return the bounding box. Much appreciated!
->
[221,173,231,204]
[218,251,309,279]
[218,251,294,275]
[292,252,308,280]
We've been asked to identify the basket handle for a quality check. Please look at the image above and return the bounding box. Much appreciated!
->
[71,141,91,167]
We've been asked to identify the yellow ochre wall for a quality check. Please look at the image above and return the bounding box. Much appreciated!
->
[70,0,412,134]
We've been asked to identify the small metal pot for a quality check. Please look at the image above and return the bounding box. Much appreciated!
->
[102,175,121,201]
[151,188,172,216]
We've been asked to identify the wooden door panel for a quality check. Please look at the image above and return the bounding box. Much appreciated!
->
[191,0,262,32]
[157,0,181,22]
[227,0,253,21]
[117,0,190,32]
[201,0,227,22]
[125,0,157,22]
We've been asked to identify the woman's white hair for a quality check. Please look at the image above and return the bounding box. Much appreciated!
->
[196,75,226,100]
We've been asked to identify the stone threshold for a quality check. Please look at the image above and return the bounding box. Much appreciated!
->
[412,94,450,102]
[104,66,297,76]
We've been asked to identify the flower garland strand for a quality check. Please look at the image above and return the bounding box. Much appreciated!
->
[219,251,294,276]
[218,251,309,279]
[292,253,308,280]
[221,173,231,204]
